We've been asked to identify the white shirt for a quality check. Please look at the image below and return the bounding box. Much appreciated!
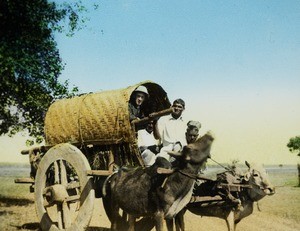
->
[157,114,186,147]
[137,129,158,147]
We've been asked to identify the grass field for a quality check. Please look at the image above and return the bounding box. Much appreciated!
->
[0,163,300,231]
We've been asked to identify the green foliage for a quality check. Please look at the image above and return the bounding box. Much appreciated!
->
[287,136,300,156]
[0,0,94,143]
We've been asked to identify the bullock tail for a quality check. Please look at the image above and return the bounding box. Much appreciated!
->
[102,172,119,222]
[102,172,117,197]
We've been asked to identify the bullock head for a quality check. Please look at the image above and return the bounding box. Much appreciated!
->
[243,161,275,201]
[168,133,214,167]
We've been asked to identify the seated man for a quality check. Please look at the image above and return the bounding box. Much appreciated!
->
[128,85,149,122]
[138,121,160,166]
[171,120,202,156]
[154,99,187,161]
[171,120,202,166]
[185,120,201,144]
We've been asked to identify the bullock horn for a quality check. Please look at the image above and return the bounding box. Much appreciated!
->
[245,160,251,168]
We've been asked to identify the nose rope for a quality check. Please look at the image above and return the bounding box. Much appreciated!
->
[209,157,232,171]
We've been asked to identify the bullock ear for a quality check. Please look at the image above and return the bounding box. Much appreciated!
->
[243,172,251,181]
[245,160,251,168]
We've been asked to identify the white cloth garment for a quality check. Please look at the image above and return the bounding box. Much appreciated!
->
[156,114,186,161]
[141,149,156,166]
[137,129,158,166]
[138,129,158,147]
[157,114,186,147]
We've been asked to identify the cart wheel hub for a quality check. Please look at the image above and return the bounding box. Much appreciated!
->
[45,184,68,204]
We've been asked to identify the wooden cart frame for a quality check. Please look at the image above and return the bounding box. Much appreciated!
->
[15,81,171,230]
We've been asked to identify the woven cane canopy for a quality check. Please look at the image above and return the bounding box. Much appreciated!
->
[44,81,170,146]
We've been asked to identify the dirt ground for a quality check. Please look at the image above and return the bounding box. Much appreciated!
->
[1,165,300,231]
[1,186,300,231]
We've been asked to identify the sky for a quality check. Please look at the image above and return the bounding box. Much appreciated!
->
[1,0,300,165]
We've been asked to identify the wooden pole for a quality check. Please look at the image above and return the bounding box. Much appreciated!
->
[131,108,174,126]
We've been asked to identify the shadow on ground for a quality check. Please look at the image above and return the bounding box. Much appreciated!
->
[11,223,40,230]
[0,211,14,216]
[0,196,34,207]
[12,224,112,231]
[87,227,110,231]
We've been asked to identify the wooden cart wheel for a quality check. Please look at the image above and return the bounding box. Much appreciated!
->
[35,143,95,231]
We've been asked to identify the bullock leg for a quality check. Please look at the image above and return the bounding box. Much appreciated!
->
[110,214,117,231]
[154,211,167,231]
[165,218,173,231]
[128,215,136,231]
[122,210,128,223]
[106,198,125,231]
[135,217,156,231]
[103,194,120,231]
[110,204,119,231]
[175,208,186,231]
[225,210,235,231]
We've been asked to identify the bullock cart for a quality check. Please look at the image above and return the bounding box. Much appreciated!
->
[15,81,172,230]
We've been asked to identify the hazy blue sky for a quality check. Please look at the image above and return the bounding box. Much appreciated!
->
[56,1,300,94]
[1,1,300,164]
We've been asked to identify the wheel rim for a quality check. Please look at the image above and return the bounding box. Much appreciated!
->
[35,143,95,231]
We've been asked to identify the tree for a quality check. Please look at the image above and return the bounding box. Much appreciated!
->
[287,136,300,156]
[0,0,94,144]
[287,136,300,186]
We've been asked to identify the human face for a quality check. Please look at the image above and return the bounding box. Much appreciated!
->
[186,128,199,144]
[135,92,145,106]
[172,103,184,118]
[146,122,154,133]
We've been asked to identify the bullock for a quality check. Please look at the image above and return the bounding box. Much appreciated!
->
[102,133,214,231]
[174,161,275,231]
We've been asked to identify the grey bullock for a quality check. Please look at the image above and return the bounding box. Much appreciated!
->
[174,161,275,231]
[102,133,214,231]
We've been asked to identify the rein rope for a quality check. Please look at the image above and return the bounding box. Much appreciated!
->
[209,157,233,171]
[160,169,200,189]
[178,170,198,180]
[178,169,215,181]
[159,168,214,189]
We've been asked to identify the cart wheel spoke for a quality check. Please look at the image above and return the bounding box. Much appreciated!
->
[62,201,71,228]
[65,194,81,202]
[54,161,59,184]
[57,204,63,229]
[60,159,68,186]
[66,181,81,190]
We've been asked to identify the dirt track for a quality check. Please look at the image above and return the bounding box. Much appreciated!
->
[1,166,300,231]
[1,189,300,231]
[88,194,300,231]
